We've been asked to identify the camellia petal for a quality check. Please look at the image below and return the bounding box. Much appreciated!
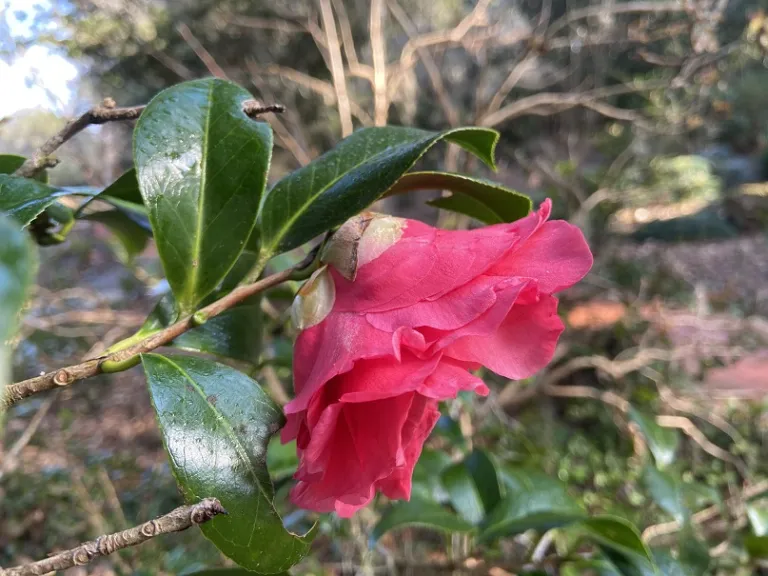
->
[284,198,593,516]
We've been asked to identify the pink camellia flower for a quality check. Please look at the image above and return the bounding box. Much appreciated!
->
[282,199,593,517]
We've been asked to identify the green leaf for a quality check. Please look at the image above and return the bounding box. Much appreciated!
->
[629,408,679,469]
[642,465,688,524]
[652,549,704,576]
[745,534,768,559]
[480,467,584,542]
[387,171,531,224]
[75,169,148,224]
[0,154,48,182]
[134,78,273,312]
[81,209,150,265]
[0,213,37,421]
[371,497,475,543]
[267,437,299,483]
[139,291,262,365]
[748,499,768,536]
[142,354,311,573]
[258,126,499,256]
[412,449,453,503]
[441,449,501,524]
[580,516,656,576]
[0,174,68,227]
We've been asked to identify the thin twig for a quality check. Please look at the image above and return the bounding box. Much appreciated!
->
[318,0,354,136]
[0,393,57,481]
[13,96,283,181]
[387,0,460,126]
[0,499,226,576]
[370,0,389,125]
[3,255,313,408]
[643,480,768,543]
[177,23,228,78]
[13,101,144,179]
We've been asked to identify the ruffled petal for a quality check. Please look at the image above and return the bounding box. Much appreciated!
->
[442,294,564,380]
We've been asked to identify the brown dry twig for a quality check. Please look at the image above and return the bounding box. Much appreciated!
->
[13,99,284,180]
[2,253,314,408]
[0,498,226,576]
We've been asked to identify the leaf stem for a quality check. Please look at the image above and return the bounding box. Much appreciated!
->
[2,251,316,408]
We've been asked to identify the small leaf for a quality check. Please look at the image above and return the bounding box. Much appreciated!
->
[81,209,150,265]
[371,497,474,543]
[139,291,262,365]
[652,549,704,576]
[412,449,453,503]
[267,437,299,482]
[642,465,688,524]
[441,463,486,525]
[142,354,311,573]
[0,174,68,227]
[134,78,273,312]
[748,500,768,536]
[629,408,679,469]
[581,516,656,576]
[259,126,498,257]
[441,450,501,524]
[387,171,532,224]
[0,213,37,421]
[480,467,584,542]
[745,534,768,559]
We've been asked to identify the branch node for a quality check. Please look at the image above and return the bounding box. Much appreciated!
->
[53,369,72,386]
[243,100,286,118]
[101,97,117,109]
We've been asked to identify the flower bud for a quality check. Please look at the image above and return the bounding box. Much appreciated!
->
[321,212,405,281]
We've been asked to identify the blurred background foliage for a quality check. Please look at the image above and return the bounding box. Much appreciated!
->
[3,0,768,574]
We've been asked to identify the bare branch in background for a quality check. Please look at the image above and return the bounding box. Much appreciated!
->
[330,0,375,82]
[370,0,389,125]
[0,499,227,576]
[318,0,354,136]
[177,23,228,79]
[546,0,686,38]
[247,62,373,125]
[387,0,460,126]
[149,50,194,80]
[480,79,670,126]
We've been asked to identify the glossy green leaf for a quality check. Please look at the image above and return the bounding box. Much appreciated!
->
[0,174,68,227]
[81,209,150,265]
[387,171,531,224]
[139,291,262,365]
[441,462,486,525]
[441,450,501,524]
[258,126,498,256]
[642,465,688,524]
[134,78,273,312]
[581,516,656,576]
[0,213,37,420]
[629,408,679,469]
[480,467,584,542]
[75,169,148,224]
[371,497,475,543]
[142,354,311,572]
[412,449,453,503]
[748,500,768,536]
